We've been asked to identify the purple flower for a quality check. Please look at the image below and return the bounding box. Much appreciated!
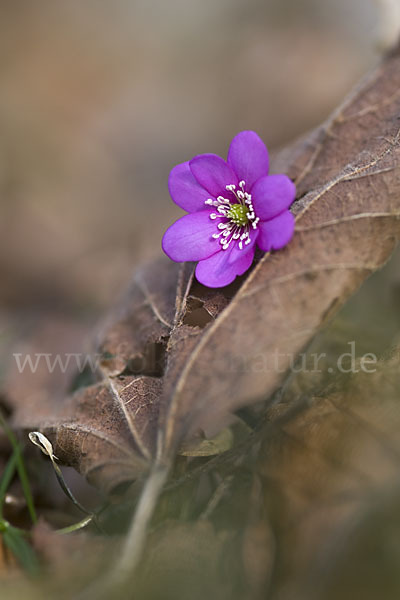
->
[162,131,296,288]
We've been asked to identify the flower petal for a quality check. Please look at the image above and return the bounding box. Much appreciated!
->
[256,211,295,252]
[189,153,238,198]
[195,233,257,288]
[227,130,269,189]
[251,174,296,220]
[168,161,215,213]
[162,210,221,262]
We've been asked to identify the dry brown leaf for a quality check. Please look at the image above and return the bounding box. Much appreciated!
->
[159,48,400,455]
[258,348,400,600]
[9,45,400,492]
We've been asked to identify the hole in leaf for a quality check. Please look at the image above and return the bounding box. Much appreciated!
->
[68,365,98,393]
[182,297,214,328]
[121,340,167,377]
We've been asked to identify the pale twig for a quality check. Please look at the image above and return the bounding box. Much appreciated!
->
[76,460,171,599]
[110,461,170,584]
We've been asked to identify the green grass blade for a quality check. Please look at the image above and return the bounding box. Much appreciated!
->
[56,514,94,534]
[2,525,40,576]
[0,411,37,524]
[0,451,18,517]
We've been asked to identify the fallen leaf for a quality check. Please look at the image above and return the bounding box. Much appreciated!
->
[8,45,400,492]
[158,43,400,456]
[179,427,234,457]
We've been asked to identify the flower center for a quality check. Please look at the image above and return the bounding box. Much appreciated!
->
[227,203,249,227]
[204,180,260,251]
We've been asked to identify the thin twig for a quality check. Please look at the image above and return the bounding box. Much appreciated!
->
[77,460,171,599]
[110,462,170,585]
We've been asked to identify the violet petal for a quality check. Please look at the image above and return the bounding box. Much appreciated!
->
[168,161,215,213]
[189,153,238,198]
[251,174,296,221]
[162,210,221,262]
[227,130,269,189]
[256,211,295,252]
[195,233,257,288]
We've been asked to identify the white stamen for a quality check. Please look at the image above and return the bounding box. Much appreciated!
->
[207,179,260,251]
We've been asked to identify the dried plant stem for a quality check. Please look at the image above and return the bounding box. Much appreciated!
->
[29,431,92,515]
[112,462,170,582]
[199,474,233,520]
[77,461,170,599]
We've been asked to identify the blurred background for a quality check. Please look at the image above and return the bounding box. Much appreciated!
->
[0,0,382,315]
[2,2,400,597]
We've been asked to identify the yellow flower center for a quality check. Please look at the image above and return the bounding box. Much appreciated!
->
[227,203,249,227]
[205,181,260,250]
